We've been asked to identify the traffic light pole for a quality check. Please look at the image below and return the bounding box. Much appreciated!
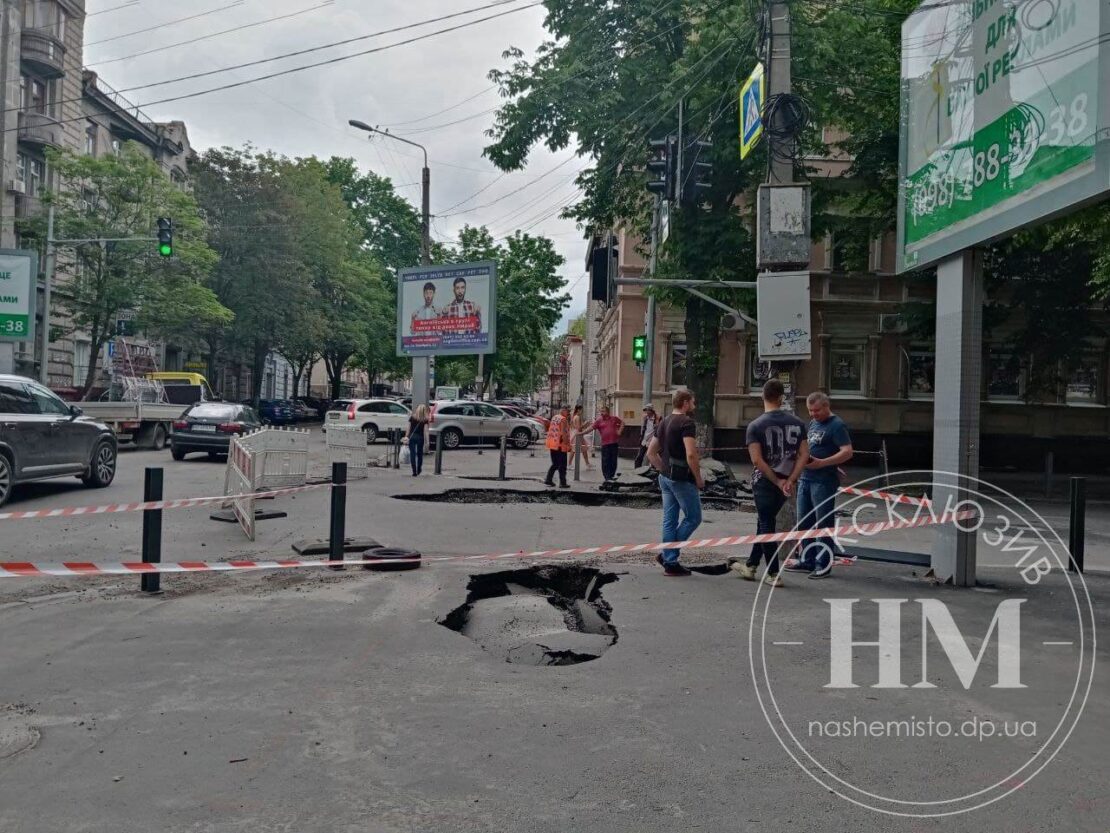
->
[642,196,660,409]
[412,160,432,407]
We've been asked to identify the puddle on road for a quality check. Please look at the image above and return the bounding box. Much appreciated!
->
[439,566,619,666]
[396,487,747,511]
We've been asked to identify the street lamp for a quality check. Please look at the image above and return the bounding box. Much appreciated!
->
[348,120,430,267]
[349,118,433,407]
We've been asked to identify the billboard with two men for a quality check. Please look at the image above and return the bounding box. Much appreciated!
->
[396,261,497,357]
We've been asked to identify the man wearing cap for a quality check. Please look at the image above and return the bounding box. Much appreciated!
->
[634,405,657,469]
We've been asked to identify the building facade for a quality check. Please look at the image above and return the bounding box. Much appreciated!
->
[587,227,1110,471]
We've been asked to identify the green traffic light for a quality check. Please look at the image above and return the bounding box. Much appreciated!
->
[159,243,173,257]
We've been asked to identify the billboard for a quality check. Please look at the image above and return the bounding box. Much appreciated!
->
[897,0,1110,272]
[397,261,497,357]
[0,250,38,344]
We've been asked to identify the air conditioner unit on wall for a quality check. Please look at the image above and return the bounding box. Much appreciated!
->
[8,179,25,194]
[721,312,747,332]
[879,313,907,334]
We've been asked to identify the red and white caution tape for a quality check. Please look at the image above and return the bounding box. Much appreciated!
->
[0,483,331,522]
[0,508,974,578]
[838,486,930,506]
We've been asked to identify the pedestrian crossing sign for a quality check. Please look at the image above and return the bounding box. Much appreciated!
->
[740,63,765,160]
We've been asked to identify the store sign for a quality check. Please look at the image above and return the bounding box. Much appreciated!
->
[0,250,37,343]
[897,0,1109,272]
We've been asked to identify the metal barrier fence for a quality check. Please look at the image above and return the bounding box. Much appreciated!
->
[325,425,369,480]
[221,428,312,540]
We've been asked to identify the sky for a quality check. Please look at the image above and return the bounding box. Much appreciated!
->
[83,0,590,329]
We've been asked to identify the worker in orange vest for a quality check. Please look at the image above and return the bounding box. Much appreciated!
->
[544,404,572,489]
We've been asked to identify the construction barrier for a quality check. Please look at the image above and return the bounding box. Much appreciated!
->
[0,505,976,579]
[220,428,311,540]
[325,425,369,480]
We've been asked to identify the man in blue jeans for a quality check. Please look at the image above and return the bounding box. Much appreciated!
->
[646,390,703,577]
[732,379,809,587]
[787,391,853,579]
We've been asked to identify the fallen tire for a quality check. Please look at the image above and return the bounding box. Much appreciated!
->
[362,547,422,571]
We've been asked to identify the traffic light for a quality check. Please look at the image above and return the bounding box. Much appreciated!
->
[632,334,647,367]
[156,217,173,257]
[646,136,676,202]
[680,139,713,206]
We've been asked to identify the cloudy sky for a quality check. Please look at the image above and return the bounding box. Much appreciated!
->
[83,0,589,327]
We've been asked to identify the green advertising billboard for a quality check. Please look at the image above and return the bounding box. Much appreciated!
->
[898,0,1110,272]
[0,250,37,343]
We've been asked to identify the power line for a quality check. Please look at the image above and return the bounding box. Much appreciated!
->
[87,1,141,17]
[84,1,247,47]
[3,3,542,132]
[87,2,337,67]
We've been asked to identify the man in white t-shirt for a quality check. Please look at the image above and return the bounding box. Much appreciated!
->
[634,405,657,468]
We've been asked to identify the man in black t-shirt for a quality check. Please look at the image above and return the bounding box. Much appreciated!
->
[731,380,809,586]
[646,390,703,577]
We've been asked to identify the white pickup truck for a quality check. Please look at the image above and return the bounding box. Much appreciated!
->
[76,373,217,449]
[77,400,186,449]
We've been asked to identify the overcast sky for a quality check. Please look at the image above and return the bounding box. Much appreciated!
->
[84,0,589,328]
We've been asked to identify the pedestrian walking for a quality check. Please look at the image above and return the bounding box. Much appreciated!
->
[646,390,703,577]
[403,404,431,476]
[731,380,808,587]
[571,405,593,468]
[785,391,853,579]
[582,405,624,481]
[633,405,657,469]
[544,405,572,489]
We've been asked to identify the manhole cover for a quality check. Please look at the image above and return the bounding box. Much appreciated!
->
[0,707,40,759]
[439,566,619,666]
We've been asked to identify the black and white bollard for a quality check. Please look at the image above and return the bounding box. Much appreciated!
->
[329,462,348,569]
[140,467,164,594]
[498,435,508,481]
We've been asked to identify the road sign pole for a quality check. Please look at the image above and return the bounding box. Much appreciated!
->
[931,249,983,587]
[39,204,55,385]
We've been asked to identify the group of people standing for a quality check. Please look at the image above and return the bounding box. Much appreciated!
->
[645,383,853,581]
[544,404,628,487]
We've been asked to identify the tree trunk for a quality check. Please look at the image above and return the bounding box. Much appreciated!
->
[684,295,719,453]
[323,350,353,400]
[251,342,267,406]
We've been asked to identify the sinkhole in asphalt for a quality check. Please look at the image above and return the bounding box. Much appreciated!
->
[396,487,745,511]
[439,566,619,666]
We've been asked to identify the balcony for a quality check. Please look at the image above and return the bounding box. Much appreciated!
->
[17,110,62,149]
[21,28,66,79]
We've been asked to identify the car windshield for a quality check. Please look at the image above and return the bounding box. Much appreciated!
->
[331,400,353,410]
[189,403,238,420]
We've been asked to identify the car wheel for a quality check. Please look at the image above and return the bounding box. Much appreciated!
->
[363,423,379,444]
[172,446,187,461]
[442,428,462,450]
[207,451,223,461]
[0,452,12,509]
[151,424,168,451]
[82,441,117,488]
[510,428,531,450]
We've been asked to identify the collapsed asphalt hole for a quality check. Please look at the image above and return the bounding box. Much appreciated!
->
[396,487,747,511]
[438,565,619,666]
[456,475,539,482]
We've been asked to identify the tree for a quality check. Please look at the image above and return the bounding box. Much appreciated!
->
[192,146,318,402]
[24,143,225,397]
[567,311,587,339]
[437,226,570,396]
[485,1,762,435]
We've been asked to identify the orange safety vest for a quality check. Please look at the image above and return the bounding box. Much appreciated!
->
[545,414,571,452]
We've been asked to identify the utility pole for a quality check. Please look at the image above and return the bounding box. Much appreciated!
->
[40,204,55,385]
[767,1,793,185]
[642,197,659,409]
[349,119,433,407]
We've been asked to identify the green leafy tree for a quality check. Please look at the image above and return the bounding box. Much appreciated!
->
[567,311,587,339]
[485,1,762,433]
[24,143,225,397]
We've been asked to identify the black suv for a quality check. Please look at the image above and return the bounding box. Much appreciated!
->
[0,374,118,508]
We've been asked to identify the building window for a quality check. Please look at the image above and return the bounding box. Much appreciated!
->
[907,346,935,398]
[987,348,1023,400]
[73,340,90,387]
[829,343,865,395]
[28,157,43,197]
[85,124,96,156]
[1065,357,1100,404]
[26,77,46,114]
[670,341,687,388]
[749,352,773,393]
[15,152,26,190]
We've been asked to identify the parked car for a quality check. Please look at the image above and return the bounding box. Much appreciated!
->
[254,399,296,426]
[170,402,262,461]
[497,405,544,441]
[324,398,411,443]
[0,374,118,508]
[429,400,536,450]
[290,400,316,422]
